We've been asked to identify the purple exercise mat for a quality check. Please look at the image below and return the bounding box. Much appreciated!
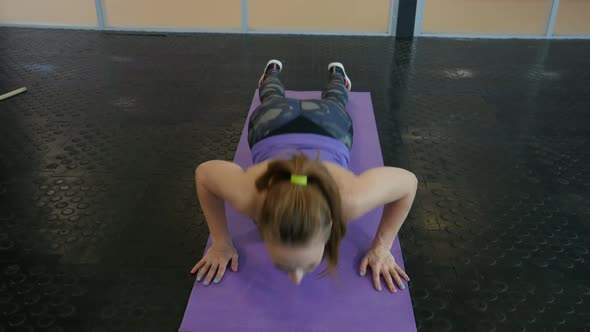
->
[179,91,416,332]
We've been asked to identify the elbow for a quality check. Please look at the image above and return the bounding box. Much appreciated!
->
[407,173,419,208]
[195,164,203,181]
[402,172,418,205]
[195,161,212,177]
[195,161,213,185]
[409,172,418,193]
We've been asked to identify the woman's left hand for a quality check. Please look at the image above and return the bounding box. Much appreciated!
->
[360,245,410,293]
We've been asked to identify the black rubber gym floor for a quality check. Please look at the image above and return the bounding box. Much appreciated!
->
[1,27,589,332]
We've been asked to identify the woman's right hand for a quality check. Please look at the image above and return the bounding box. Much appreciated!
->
[190,242,239,285]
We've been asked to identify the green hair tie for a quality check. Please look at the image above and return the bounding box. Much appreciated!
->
[290,174,308,186]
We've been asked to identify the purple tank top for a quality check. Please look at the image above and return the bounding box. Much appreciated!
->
[251,133,350,168]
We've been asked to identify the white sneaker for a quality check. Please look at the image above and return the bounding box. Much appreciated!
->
[328,62,352,92]
[258,59,283,87]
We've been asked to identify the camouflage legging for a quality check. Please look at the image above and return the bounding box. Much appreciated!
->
[247,71,353,150]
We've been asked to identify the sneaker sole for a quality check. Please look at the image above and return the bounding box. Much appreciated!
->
[328,62,352,92]
[258,59,283,87]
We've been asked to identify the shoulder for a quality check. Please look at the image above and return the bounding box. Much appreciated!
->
[322,163,418,222]
[196,160,269,219]
[242,161,272,218]
[321,162,359,223]
[244,160,270,186]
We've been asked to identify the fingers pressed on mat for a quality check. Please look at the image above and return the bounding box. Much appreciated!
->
[359,257,368,276]
[372,266,382,291]
[191,259,206,274]
[203,264,218,285]
[396,266,410,281]
[231,254,239,272]
[214,265,226,284]
[390,268,404,290]
[197,262,211,281]
[382,270,397,293]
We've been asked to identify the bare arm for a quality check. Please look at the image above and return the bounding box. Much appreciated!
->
[337,166,417,292]
[347,167,418,249]
[195,160,257,245]
[191,160,260,284]
[369,169,417,250]
[311,164,419,292]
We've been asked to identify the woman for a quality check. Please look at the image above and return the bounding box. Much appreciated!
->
[191,60,417,293]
